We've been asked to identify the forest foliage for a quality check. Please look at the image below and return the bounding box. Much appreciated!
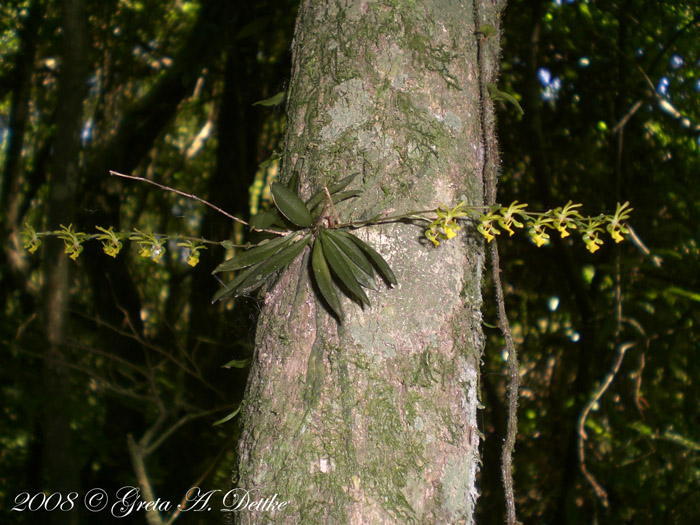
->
[1,0,698,523]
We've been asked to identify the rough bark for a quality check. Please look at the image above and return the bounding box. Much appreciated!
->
[234,1,504,523]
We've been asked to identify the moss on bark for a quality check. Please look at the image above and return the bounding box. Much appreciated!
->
[235,1,504,523]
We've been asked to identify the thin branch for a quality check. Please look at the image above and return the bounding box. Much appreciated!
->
[144,406,232,456]
[128,434,165,525]
[110,170,248,226]
[165,436,234,525]
[472,0,518,519]
[85,305,223,397]
[490,241,520,525]
[612,99,643,135]
[17,347,155,403]
[65,339,150,378]
[577,341,636,508]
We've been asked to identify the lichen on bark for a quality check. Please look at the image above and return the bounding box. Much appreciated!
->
[234,1,503,523]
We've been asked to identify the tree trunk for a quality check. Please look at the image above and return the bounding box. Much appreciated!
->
[41,1,87,523]
[235,0,504,523]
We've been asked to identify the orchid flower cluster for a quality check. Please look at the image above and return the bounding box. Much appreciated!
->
[21,224,209,267]
[21,201,631,269]
[472,201,632,253]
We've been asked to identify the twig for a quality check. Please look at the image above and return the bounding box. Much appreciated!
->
[577,341,636,508]
[145,407,231,456]
[110,170,248,226]
[323,186,339,226]
[165,436,234,525]
[128,434,165,525]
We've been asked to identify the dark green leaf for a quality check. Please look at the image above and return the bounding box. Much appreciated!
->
[305,172,360,210]
[287,171,300,193]
[271,182,314,228]
[212,233,311,302]
[325,230,374,278]
[320,230,370,306]
[325,231,377,291]
[311,238,343,320]
[337,230,397,286]
[212,234,295,274]
[249,210,280,231]
[233,233,312,296]
[310,190,363,218]
[212,263,261,303]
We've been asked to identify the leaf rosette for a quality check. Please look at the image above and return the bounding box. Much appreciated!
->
[212,174,396,322]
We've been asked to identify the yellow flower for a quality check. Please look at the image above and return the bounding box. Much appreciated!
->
[443,222,461,240]
[22,225,42,253]
[586,241,601,253]
[584,233,603,253]
[151,245,165,263]
[426,230,441,247]
[531,230,549,247]
[186,251,200,267]
[103,242,122,258]
[606,222,627,243]
[556,224,571,238]
[66,244,83,260]
[96,226,123,258]
[478,223,496,243]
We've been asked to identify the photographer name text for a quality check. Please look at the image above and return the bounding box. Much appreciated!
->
[12,487,289,517]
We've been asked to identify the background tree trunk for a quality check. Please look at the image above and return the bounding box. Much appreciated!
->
[41,0,87,523]
[235,1,504,522]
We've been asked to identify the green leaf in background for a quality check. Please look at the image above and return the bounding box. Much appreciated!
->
[664,286,700,303]
[213,406,241,426]
[222,358,252,369]
[253,91,287,107]
[487,83,524,115]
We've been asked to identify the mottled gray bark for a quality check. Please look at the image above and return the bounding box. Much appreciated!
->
[235,1,503,523]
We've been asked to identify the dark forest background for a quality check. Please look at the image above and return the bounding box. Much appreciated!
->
[1,0,698,523]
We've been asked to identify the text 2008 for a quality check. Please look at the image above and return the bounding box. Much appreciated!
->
[13,492,79,512]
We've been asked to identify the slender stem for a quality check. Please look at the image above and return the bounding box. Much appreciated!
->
[110,170,248,226]
[490,240,520,525]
